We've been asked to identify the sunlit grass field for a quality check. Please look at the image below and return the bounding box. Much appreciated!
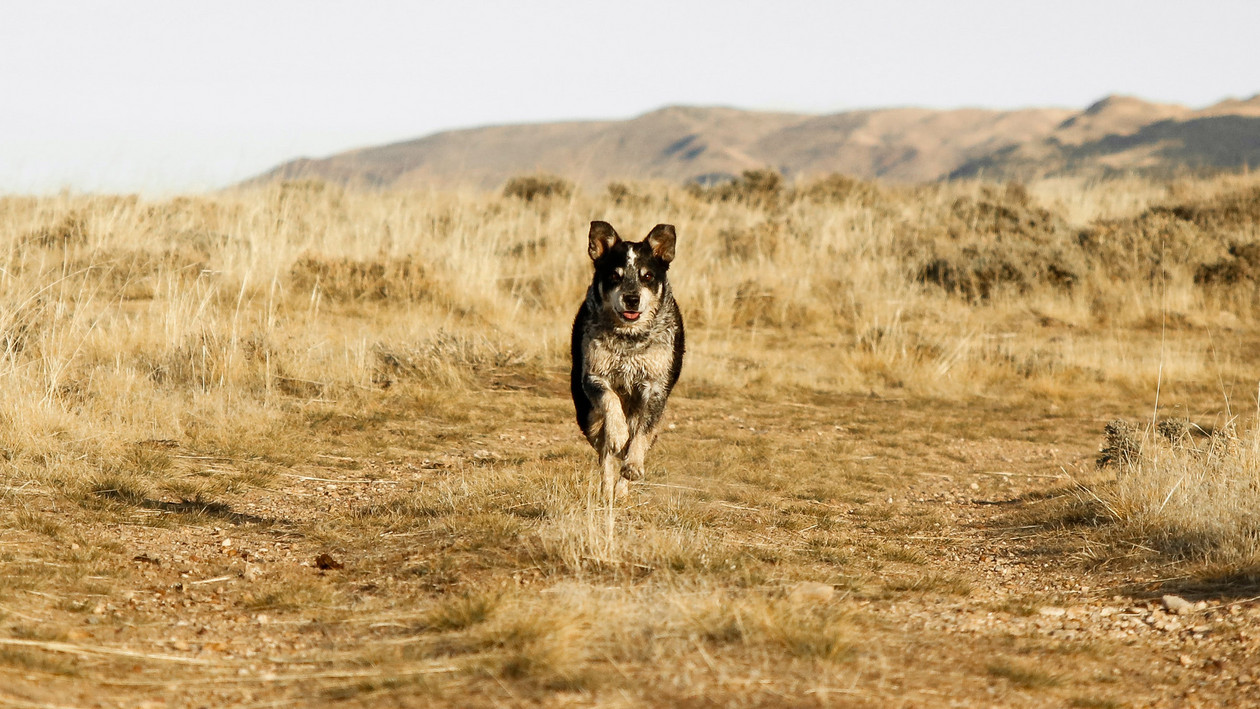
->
[2,172,1260,705]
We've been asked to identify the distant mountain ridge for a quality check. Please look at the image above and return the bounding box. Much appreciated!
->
[949,95,1260,180]
[249,95,1260,189]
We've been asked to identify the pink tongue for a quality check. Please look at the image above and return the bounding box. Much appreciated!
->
[623,311,640,320]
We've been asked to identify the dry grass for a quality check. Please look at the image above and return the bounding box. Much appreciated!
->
[2,172,1260,704]
[1091,419,1260,564]
[3,173,1258,442]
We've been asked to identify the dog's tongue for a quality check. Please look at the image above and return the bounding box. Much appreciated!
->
[622,311,640,321]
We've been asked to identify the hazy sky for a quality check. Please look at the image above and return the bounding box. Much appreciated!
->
[3,1,1258,194]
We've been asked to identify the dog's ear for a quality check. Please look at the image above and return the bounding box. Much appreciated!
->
[588,221,621,261]
[646,224,676,263]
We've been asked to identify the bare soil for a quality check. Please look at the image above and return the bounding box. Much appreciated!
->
[2,376,1256,708]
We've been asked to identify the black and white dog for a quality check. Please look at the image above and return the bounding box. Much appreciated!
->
[571,221,684,502]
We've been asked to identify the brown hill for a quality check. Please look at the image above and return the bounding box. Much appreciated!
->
[251,95,1260,190]
[251,105,1071,190]
[950,94,1260,180]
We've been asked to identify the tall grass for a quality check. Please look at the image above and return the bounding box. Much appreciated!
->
[2,172,1260,496]
[1095,420,1260,565]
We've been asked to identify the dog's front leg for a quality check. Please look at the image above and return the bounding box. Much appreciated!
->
[584,377,629,502]
[599,395,629,502]
[621,384,667,482]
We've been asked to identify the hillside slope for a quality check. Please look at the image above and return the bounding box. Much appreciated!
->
[950,95,1260,180]
[251,95,1260,189]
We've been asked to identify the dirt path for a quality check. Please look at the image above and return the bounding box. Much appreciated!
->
[0,384,1256,707]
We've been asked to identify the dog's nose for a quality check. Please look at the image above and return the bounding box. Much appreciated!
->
[622,293,640,310]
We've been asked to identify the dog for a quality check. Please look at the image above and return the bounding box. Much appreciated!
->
[571,221,684,502]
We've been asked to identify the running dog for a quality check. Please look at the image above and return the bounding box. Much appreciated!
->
[571,221,684,502]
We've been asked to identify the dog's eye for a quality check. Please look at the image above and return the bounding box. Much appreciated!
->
[610,271,623,283]
[641,271,654,283]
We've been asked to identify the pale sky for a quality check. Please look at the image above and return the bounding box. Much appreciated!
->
[3,1,1258,194]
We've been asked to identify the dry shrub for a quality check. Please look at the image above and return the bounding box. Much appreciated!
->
[1083,183,1260,290]
[22,214,90,248]
[915,240,1082,301]
[1096,419,1140,468]
[289,255,431,302]
[1195,242,1260,286]
[913,180,1260,304]
[946,182,1065,240]
[688,169,784,208]
[911,184,1086,300]
[917,252,1027,300]
[1156,417,1192,447]
[794,173,883,206]
[1149,184,1260,232]
[502,174,573,202]
[605,181,651,207]
[1097,420,1260,561]
[1079,210,1205,283]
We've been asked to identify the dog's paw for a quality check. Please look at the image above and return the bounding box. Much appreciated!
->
[620,462,644,481]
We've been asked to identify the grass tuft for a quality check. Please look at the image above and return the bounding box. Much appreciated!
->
[988,660,1062,689]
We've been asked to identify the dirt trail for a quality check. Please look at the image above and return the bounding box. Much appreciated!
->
[0,385,1256,707]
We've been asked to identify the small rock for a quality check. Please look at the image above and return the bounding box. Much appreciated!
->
[1038,606,1067,618]
[243,564,262,582]
[221,538,233,548]
[1164,595,1194,615]
[788,582,835,604]
[1180,654,1194,667]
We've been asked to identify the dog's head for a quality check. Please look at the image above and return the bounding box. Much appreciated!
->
[587,221,676,330]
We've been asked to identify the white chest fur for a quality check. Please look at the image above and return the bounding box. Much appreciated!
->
[583,333,674,396]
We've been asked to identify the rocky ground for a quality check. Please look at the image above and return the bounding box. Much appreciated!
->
[1,382,1257,708]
